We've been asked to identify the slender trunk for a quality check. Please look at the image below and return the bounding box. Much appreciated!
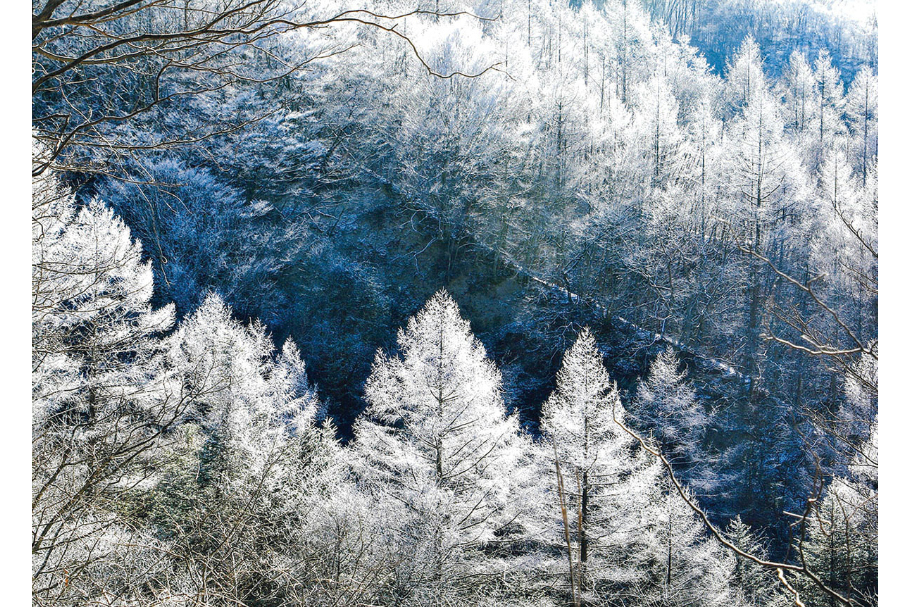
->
[554,442,581,607]
[528,0,532,47]
[580,471,589,581]
[666,512,673,594]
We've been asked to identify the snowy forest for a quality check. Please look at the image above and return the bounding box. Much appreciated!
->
[31,1,878,606]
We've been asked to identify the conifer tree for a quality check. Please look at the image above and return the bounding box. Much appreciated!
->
[814,50,847,165]
[153,293,347,605]
[633,348,710,473]
[32,167,187,606]
[32,167,177,602]
[780,51,819,140]
[800,473,878,607]
[352,290,524,603]
[539,328,638,595]
[634,476,741,607]
[845,66,878,185]
[724,516,788,607]
[723,36,766,117]
[720,79,808,378]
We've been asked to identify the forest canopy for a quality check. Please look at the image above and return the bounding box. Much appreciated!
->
[31,0,877,606]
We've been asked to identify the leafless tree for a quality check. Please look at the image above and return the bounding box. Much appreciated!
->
[32,0,500,176]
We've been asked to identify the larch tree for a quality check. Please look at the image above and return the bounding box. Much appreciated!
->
[631,73,687,186]
[799,457,878,607]
[539,328,669,602]
[845,65,878,186]
[632,348,711,477]
[809,147,877,365]
[32,166,182,606]
[813,50,847,168]
[780,51,818,141]
[720,78,808,378]
[722,36,766,118]
[724,516,788,607]
[153,293,347,606]
[813,144,865,279]
[351,290,525,604]
[633,475,742,607]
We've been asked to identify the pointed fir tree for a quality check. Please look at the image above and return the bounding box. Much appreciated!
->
[845,66,878,185]
[799,471,878,607]
[539,327,640,596]
[814,50,847,164]
[153,293,346,604]
[633,475,741,607]
[723,36,766,117]
[780,51,818,140]
[724,516,788,607]
[352,290,524,603]
[633,348,710,474]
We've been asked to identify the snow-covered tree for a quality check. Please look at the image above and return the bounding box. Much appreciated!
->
[633,348,710,472]
[814,50,847,165]
[845,66,878,185]
[631,74,689,185]
[780,51,818,140]
[352,290,525,604]
[719,81,808,376]
[797,357,878,606]
[633,477,742,607]
[153,293,346,605]
[32,166,180,605]
[800,469,878,607]
[164,294,334,494]
[723,36,766,117]
[539,328,640,596]
[32,168,175,427]
[724,516,788,607]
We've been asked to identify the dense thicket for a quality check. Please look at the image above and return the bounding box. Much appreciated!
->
[33,0,877,605]
[638,0,876,80]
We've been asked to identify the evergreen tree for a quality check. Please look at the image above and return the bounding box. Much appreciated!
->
[780,51,818,140]
[723,36,766,117]
[152,293,348,605]
[814,50,847,168]
[845,66,878,186]
[634,476,741,607]
[800,473,878,607]
[720,79,808,378]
